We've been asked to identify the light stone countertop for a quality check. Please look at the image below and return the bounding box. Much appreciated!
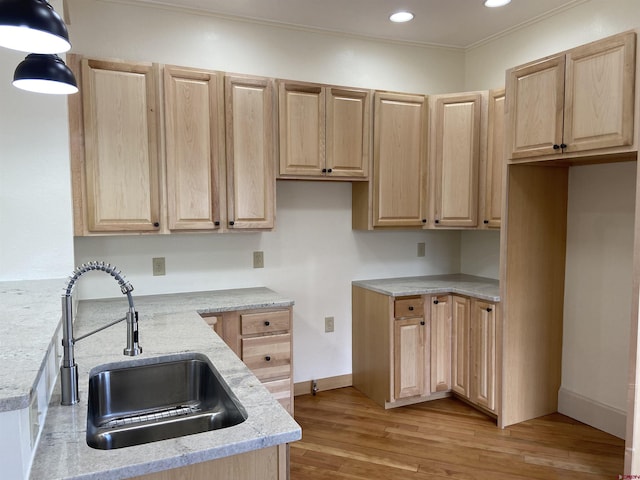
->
[0,278,67,412]
[0,285,294,413]
[29,291,300,480]
[352,274,500,302]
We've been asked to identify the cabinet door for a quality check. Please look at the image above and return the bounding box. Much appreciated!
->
[326,87,371,178]
[432,92,483,227]
[278,81,325,177]
[164,66,224,231]
[563,31,636,154]
[393,317,427,400]
[482,88,505,229]
[430,295,451,392]
[373,91,428,227]
[225,75,276,229]
[81,58,161,232]
[507,55,565,160]
[471,300,497,413]
[451,296,470,397]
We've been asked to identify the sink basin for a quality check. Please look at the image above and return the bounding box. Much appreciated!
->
[86,353,247,450]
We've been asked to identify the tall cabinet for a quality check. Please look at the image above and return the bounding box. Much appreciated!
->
[501,29,639,475]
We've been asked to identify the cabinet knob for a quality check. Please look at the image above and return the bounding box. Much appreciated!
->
[560,143,567,149]
[264,321,270,326]
[265,355,271,362]
[153,222,160,228]
[486,307,493,312]
[422,219,427,223]
[553,144,560,150]
[408,306,414,311]
[322,168,327,173]
[214,221,220,226]
[229,220,235,226]
[434,219,440,224]
[483,220,489,224]
[420,321,425,326]
[433,299,439,305]
[327,168,333,173]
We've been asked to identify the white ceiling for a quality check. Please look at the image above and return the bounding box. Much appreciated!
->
[127,0,586,48]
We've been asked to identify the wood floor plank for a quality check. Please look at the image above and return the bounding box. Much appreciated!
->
[291,387,624,480]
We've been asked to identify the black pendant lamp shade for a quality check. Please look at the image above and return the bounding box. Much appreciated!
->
[0,0,71,54]
[13,53,77,94]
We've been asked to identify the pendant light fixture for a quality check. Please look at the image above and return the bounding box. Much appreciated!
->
[0,0,71,54]
[13,53,77,94]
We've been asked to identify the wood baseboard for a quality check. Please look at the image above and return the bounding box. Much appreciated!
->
[294,374,352,396]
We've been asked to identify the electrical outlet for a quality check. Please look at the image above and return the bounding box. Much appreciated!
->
[152,257,166,276]
[417,242,426,257]
[325,316,335,333]
[253,251,264,268]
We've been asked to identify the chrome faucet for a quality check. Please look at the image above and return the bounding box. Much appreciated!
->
[60,261,142,405]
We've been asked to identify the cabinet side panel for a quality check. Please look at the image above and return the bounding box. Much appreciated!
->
[501,165,568,427]
[352,286,392,406]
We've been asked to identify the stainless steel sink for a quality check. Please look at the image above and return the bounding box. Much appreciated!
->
[86,353,247,450]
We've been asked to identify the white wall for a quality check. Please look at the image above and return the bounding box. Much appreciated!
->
[560,162,636,438]
[67,0,467,383]
[0,44,74,280]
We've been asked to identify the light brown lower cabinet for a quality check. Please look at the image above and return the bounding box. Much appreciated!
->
[132,444,288,480]
[202,308,294,415]
[352,285,498,416]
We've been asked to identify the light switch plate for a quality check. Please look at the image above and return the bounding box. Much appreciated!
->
[325,316,335,333]
[253,251,264,268]
[152,257,166,276]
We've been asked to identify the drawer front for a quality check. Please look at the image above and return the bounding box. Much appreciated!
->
[242,333,291,381]
[394,297,424,318]
[263,378,293,413]
[241,310,290,336]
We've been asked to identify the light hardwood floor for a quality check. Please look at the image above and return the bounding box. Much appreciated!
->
[291,387,623,480]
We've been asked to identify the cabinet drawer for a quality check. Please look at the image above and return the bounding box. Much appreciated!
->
[242,333,291,381]
[394,298,424,318]
[263,378,292,412]
[241,310,290,335]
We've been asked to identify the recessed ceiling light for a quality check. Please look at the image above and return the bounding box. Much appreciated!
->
[389,11,414,23]
[484,0,512,7]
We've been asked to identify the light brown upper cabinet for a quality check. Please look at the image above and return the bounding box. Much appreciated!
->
[506,31,636,162]
[164,66,225,231]
[76,57,162,233]
[480,88,505,229]
[225,74,276,230]
[278,81,371,179]
[370,91,428,227]
[429,92,485,228]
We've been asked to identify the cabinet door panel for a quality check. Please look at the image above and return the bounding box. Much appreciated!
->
[164,66,224,230]
[225,75,275,229]
[433,93,482,227]
[507,55,565,160]
[430,295,451,392]
[278,82,325,176]
[482,89,505,229]
[471,301,497,413]
[82,59,160,232]
[451,296,470,397]
[564,31,636,153]
[327,88,370,178]
[242,334,292,382]
[394,317,426,400]
[373,92,427,227]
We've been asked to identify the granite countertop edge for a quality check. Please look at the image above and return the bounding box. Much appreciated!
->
[352,274,501,302]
